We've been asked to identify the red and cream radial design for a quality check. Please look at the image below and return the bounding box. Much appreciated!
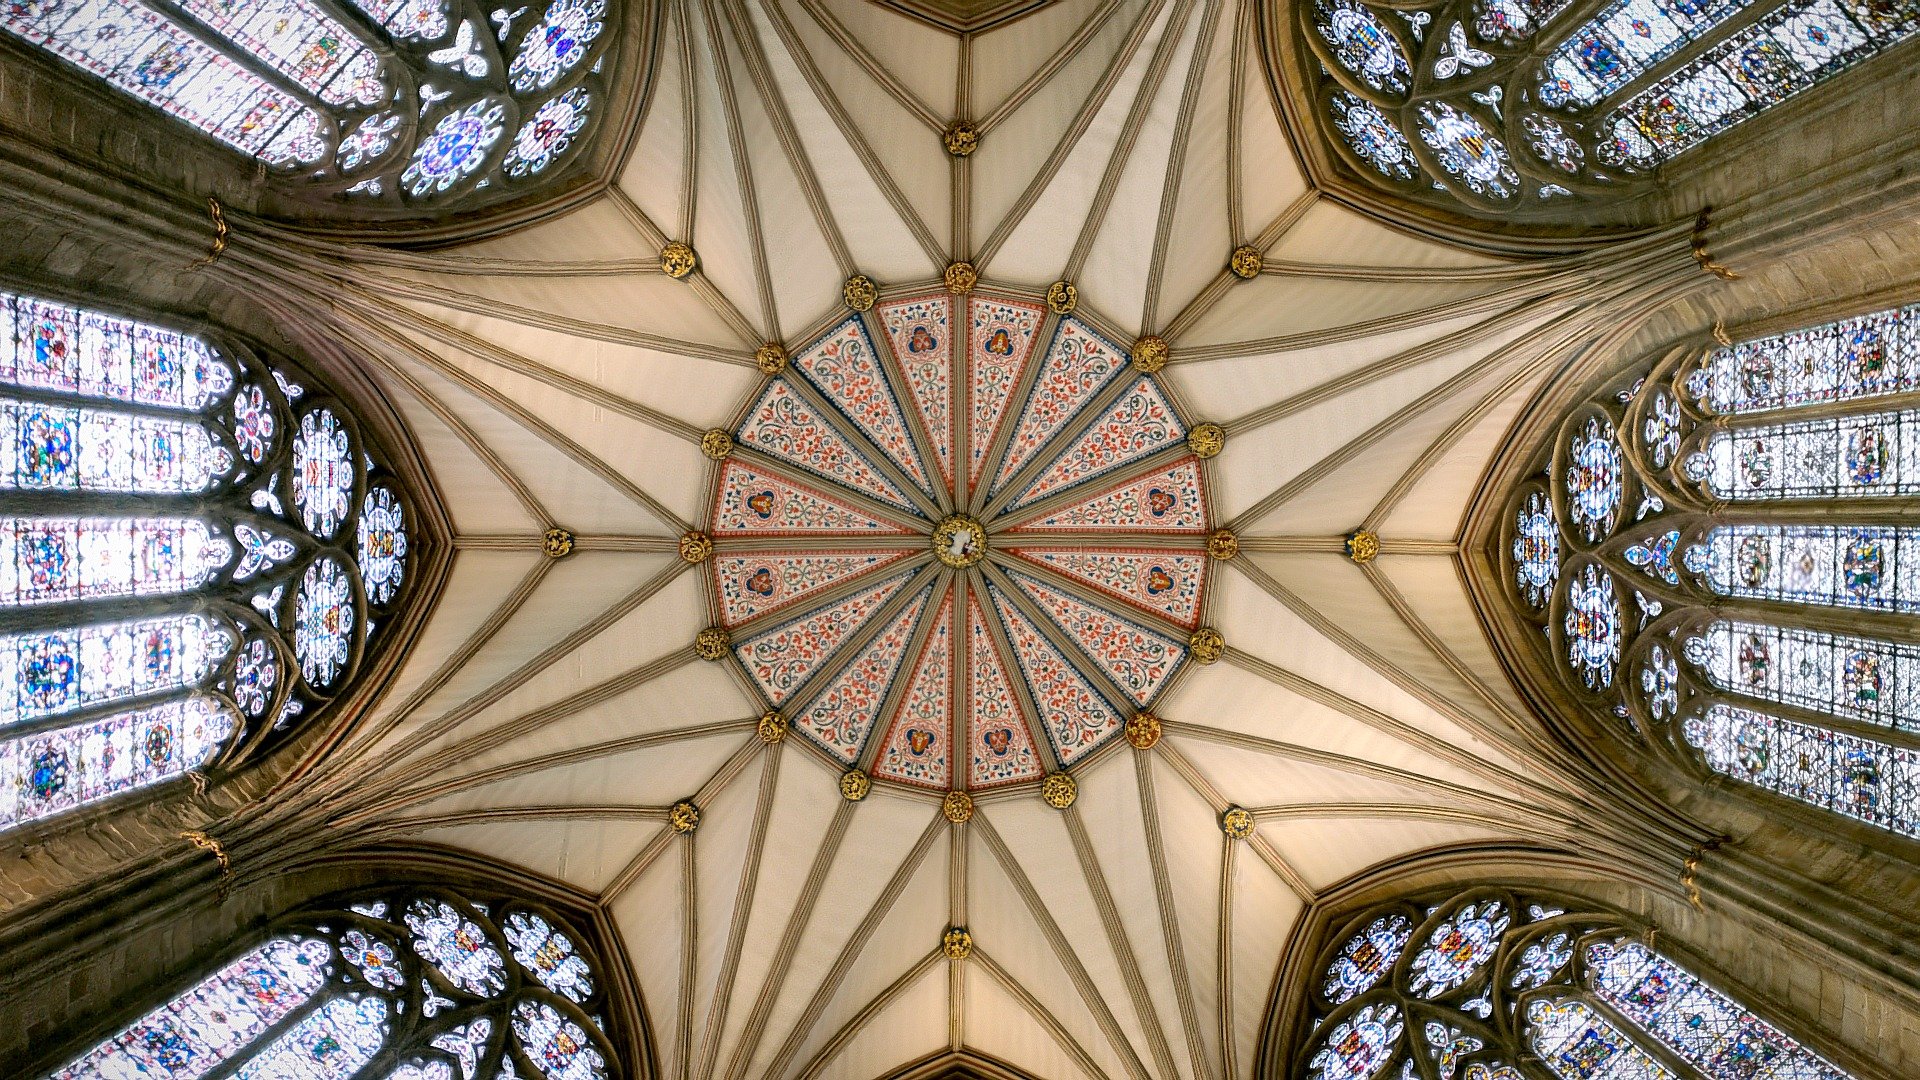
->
[707,287,1212,793]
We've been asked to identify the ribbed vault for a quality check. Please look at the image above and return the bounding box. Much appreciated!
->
[170,1,1742,1077]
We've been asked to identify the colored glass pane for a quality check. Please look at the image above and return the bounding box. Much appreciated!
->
[1408,900,1510,997]
[293,409,354,538]
[1599,0,1920,168]
[0,516,231,607]
[508,0,606,93]
[505,88,593,178]
[1,292,232,409]
[1564,563,1621,690]
[0,398,230,494]
[1699,523,1920,613]
[50,937,332,1080]
[1513,489,1560,608]
[512,1000,608,1080]
[170,0,388,107]
[1565,416,1623,542]
[347,0,450,40]
[1537,0,1756,109]
[1331,91,1419,180]
[404,99,510,196]
[503,911,595,1002]
[1526,997,1679,1080]
[357,487,408,606]
[1416,103,1520,199]
[0,696,236,829]
[1690,304,1918,415]
[1324,914,1414,1004]
[1315,0,1413,95]
[0,613,231,730]
[230,995,389,1079]
[1689,619,1920,732]
[294,557,355,688]
[1309,1003,1404,1080]
[406,899,509,997]
[1473,0,1575,42]
[1684,703,1920,837]
[1694,406,1920,499]
[0,0,331,165]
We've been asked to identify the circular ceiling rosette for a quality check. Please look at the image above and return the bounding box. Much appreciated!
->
[706,284,1214,795]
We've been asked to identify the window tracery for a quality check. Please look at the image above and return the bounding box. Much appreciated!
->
[1296,887,1855,1080]
[0,287,413,834]
[44,886,621,1080]
[1297,0,1920,214]
[1498,301,1920,840]
[0,0,614,206]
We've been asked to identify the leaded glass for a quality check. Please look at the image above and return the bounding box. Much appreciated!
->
[0,287,412,834]
[1513,489,1559,609]
[1700,523,1920,613]
[1694,407,1920,499]
[1324,913,1414,1005]
[45,889,620,1080]
[503,912,595,1003]
[504,88,593,178]
[170,0,389,108]
[1684,703,1920,836]
[1416,103,1521,199]
[402,99,509,196]
[1330,92,1419,181]
[1314,0,1413,95]
[1565,563,1621,690]
[1687,619,1920,732]
[0,697,236,829]
[1689,305,1916,414]
[508,0,606,93]
[1587,940,1851,1080]
[406,899,509,997]
[1297,889,1859,1080]
[1565,417,1623,541]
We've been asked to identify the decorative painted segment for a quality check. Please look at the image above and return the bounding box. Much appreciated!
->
[1690,303,1920,415]
[1,291,233,410]
[1007,548,1206,628]
[712,550,912,625]
[872,593,953,790]
[877,294,954,488]
[1700,524,1920,613]
[791,317,936,499]
[230,995,389,1079]
[0,613,232,730]
[990,317,1130,497]
[966,594,1043,788]
[0,517,233,607]
[733,568,918,706]
[1684,703,1920,839]
[1697,407,1920,499]
[709,460,910,537]
[1006,377,1186,510]
[50,937,331,1080]
[794,584,933,763]
[966,297,1044,487]
[1689,618,1920,733]
[1004,457,1210,534]
[1005,568,1186,708]
[735,379,919,514]
[1587,939,1851,1080]
[1526,997,1678,1080]
[0,696,236,829]
[987,582,1123,765]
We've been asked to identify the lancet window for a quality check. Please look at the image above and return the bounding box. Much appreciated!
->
[42,886,620,1080]
[1500,301,1920,841]
[1301,0,1920,213]
[1297,887,1856,1080]
[0,287,412,834]
[0,0,614,204]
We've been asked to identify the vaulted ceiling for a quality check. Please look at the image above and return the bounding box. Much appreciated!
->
[270,1,1681,1075]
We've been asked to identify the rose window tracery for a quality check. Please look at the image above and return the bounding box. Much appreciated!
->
[1295,0,1920,215]
[706,284,1218,794]
[1498,300,1920,842]
[1296,887,1856,1080]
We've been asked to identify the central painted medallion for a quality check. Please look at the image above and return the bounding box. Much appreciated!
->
[703,282,1218,796]
[932,515,988,569]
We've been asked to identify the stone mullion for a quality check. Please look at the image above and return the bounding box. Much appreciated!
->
[977,360,1146,523]
[855,572,954,776]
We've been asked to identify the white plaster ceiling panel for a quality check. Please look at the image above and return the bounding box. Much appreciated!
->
[287,0,1619,1074]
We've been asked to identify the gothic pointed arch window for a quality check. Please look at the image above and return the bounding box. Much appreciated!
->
[0,0,615,207]
[1294,0,1920,216]
[1498,301,1920,842]
[1295,887,1858,1080]
[0,284,416,835]
[42,885,623,1079]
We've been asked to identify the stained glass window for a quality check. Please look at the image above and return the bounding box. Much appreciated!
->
[1504,299,1920,844]
[1303,0,1916,209]
[0,0,615,204]
[1297,888,1859,1080]
[0,286,412,834]
[42,888,621,1080]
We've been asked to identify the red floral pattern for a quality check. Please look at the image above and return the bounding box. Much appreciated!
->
[878,295,953,488]
[1004,457,1209,534]
[792,317,936,498]
[1007,377,1184,510]
[1007,547,1207,628]
[966,594,1043,787]
[794,585,933,762]
[988,582,1122,765]
[713,550,913,625]
[873,593,954,789]
[966,298,1043,487]
[1007,569,1184,708]
[990,319,1128,496]
[710,461,909,537]
[736,379,915,512]
[733,568,919,705]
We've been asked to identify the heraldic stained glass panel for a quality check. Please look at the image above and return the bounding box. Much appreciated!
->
[0,287,411,833]
[44,888,620,1080]
[1504,298,1920,845]
[1296,889,1857,1080]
